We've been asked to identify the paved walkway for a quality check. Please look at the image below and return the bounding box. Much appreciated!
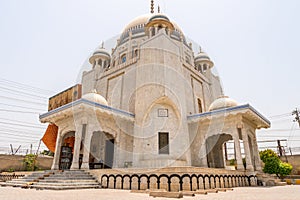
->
[0,186,299,200]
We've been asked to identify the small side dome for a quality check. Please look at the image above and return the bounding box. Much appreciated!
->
[209,96,238,111]
[89,45,111,65]
[195,51,210,62]
[82,90,108,106]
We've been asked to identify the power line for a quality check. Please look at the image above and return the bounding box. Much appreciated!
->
[0,78,54,94]
[0,128,43,136]
[0,86,48,100]
[0,95,47,106]
[0,131,41,139]
[0,121,46,129]
[0,103,45,112]
[0,125,44,135]
[0,109,41,115]
[268,113,291,119]
[0,117,46,127]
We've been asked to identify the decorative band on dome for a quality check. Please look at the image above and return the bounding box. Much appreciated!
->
[149,14,170,22]
[195,55,210,60]
[93,50,111,57]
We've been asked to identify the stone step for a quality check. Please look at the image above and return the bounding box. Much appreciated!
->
[39,179,98,183]
[1,170,100,190]
[53,174,92,177]
[31,185,101,190]
[44,177,94,180]
[46,177,93,179]
[10,179,37,182]
[33,182,99,186]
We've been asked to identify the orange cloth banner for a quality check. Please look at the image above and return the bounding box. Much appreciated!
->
[41,124,58,153]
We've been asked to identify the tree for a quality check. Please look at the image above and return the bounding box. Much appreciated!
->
[259,149,293,178]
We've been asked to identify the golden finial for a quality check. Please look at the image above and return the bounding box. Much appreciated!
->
[101,41,104,48]
[151,0,154,14]
[158,5,160,13]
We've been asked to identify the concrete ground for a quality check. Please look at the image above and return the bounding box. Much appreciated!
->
[0,186,299,200]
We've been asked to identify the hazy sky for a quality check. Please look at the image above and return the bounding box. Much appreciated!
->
[0,0,299,153]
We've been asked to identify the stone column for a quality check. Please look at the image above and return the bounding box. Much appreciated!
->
[70,124,83,170]
[242,130,254,171]
[51,128,63,170]
[200,142,208,167]
[81,125,93,170]
[252,134,262,171]
[233,133,244,170]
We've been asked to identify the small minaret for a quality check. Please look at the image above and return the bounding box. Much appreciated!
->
[89,42,111,69]
[194,47,214,73]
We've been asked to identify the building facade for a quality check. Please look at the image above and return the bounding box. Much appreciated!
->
[40,9,270,172]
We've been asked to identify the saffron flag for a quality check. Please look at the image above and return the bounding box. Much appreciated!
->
[41,124,58,153]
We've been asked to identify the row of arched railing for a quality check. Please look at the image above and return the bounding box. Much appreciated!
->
[0,174,25,182]
[101,173,257,191]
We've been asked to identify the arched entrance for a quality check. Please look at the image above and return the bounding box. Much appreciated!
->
[89,131,115,169]
[206,134,233,169]
[59,131,75,170]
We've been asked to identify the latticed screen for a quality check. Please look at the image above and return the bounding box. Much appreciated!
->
[159,132,169,154]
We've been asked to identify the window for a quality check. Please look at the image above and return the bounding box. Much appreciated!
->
[198,64,202,73]
[158,108,168,117]
[198,98,203,113]
[97,59,102,67]
[159,132,169,154]
[121,54,126,63]
[203,64,207,71]
[185,56,190,64]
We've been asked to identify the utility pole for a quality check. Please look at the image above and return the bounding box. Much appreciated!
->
[277,140,283,157]
[292,108,300,127]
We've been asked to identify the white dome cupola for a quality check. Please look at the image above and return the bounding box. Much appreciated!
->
[89,42,111,69]
[82,89,108,106]
[208,96,238,111]
[194,48,214,73]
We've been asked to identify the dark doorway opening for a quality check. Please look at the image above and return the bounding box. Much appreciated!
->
[105,139,115,168]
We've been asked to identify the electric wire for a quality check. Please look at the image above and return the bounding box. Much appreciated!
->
[0,103,45,112]
[0,95,47,106]
[0,78,54,94]
[0,86,48,100]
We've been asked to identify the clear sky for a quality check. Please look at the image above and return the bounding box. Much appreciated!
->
[0,0,299,154]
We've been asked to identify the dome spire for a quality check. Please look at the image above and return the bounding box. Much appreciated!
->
[150,0,154,14]
[199,46,202,53]
[158,5,161,13]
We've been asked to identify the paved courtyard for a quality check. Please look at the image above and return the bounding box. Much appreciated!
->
[0,186,299,200]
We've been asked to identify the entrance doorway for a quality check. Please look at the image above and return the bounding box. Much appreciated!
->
[89,132,115,169]
[59,132,75,170]
[105,139,114,168]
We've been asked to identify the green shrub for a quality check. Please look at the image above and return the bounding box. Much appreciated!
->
[259,149,293,178]
[23,154,38,171]
[259,149,279,163]
[278,162,293,177]
[7,168,15,173]
[229,159,236,166]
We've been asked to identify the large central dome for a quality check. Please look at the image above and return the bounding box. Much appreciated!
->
[121,13,184,36]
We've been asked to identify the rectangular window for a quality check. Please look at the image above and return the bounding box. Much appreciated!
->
[158,108,168,117]
[159,132,169,154]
